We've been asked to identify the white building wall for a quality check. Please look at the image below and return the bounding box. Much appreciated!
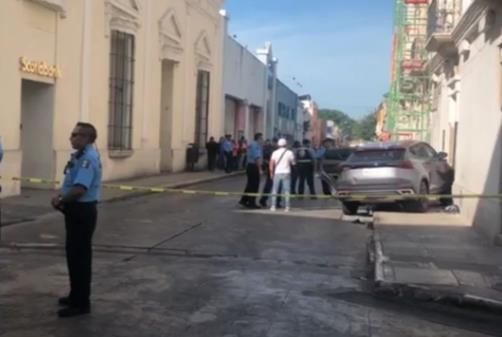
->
[428,1,502,242]
[222,34,268,140]
[462,0,475,14]
[431,72,458,163]
[454,23,502,240]
[223,36,267,110]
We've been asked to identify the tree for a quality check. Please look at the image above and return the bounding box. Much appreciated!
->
[353,113,377,141]
[319,109,377,142]
[318,109,356,138]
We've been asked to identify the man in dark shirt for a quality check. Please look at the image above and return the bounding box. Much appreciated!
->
[239,133,264,208]
[296,139,317,198]
[259,139,274,207]
[206,137,219,171]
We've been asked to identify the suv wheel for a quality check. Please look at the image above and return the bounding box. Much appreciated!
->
[342,201,359,215]
[407,181,429,213]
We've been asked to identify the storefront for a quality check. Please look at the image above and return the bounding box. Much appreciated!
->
[0,0,225,197]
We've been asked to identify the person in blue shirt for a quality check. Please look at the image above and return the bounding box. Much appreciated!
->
[239,132,264,208]
[317,138,335,195]
[51,122,102,318]
[223,134,233,173]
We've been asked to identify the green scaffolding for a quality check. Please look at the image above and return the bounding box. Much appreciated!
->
[386,0,431,141]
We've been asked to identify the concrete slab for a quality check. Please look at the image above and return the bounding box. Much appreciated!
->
[452,270,491,288]
[391,265,459,286]
[369,214,502,312]
[374,212,470,227]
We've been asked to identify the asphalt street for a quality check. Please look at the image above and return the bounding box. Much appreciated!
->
[1,176,500,337]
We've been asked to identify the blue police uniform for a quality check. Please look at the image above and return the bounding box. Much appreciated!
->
[315,146,326,160]
[222,139,234,173]
[62,144,102,202]
[61,144,102,202]
[246,141,263,164]
[222,139,233,153]
[240,140,263,207]
[61,143,102,310]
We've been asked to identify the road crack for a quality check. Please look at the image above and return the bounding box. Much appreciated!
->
[147,222,204,252]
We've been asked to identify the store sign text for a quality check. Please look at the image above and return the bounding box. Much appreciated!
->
[19,57,62,79]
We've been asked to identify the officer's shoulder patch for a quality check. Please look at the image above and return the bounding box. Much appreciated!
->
[81,159,91,169]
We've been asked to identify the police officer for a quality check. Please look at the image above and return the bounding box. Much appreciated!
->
[290,140,301,195]
[317,138,335,195]
[296,139,317,198]
[223,134,233,173]
[259,138,275,208]
[239,132,263,208]
[51,122,102,318]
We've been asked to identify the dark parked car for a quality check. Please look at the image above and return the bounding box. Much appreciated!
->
[319,148,355,194]
[320,148,355,179]
[335,141,454,215]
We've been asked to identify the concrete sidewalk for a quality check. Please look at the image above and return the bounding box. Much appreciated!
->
[1,170,242,227]
[369,212,502,310]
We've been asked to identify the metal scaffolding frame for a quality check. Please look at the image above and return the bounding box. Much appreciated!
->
[386,0,431,141]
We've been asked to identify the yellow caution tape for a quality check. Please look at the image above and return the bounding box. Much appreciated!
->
[1,175,501,201]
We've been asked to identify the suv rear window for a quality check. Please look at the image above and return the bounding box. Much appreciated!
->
[325,148,354,160]
[347,149,405,163]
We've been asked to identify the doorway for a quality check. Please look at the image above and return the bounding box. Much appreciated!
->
[20,79,55,188]
[160,60,176,172]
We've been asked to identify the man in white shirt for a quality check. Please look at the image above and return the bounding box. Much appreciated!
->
[269,138,295,212]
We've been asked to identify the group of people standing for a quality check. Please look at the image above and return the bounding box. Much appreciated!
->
[239,133,328,212]
[206,135,248,173]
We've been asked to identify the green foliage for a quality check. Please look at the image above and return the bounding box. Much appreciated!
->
[355,113,377,141]
[319,109,376,141]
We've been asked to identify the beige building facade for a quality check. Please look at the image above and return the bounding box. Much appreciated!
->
[0,0,225,197]
[427,0,502,242]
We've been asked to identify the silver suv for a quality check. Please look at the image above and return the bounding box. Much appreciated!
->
[336,141,454,214]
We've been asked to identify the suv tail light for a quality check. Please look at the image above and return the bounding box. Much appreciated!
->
[397,160,414,169]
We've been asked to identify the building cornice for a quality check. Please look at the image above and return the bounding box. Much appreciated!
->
[27,0,66,17]
[452,0,491,44]
[158,7,184,61]
[427,52,445,74]
[194,30,213,71]
[105,0,141,37]
[186,0,221,25]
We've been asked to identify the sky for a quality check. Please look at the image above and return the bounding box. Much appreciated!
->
[224,0,394,119]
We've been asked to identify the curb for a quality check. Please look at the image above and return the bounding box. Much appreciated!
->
[373,279,502,313]
[372,231,386,284]
[368,230,502,312]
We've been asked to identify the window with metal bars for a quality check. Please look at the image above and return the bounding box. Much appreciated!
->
[194,70,210,148]
[108,30,135,151]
